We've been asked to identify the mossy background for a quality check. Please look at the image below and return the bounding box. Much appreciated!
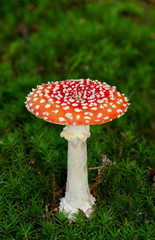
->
[0,0,155,239]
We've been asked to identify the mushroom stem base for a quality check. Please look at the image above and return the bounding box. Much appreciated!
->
[60,125,95,219]
[59,192,95,219]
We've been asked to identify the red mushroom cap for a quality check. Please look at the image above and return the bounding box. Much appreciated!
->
[25,79,129,125]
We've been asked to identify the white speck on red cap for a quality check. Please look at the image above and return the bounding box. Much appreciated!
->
[43,112,49,116]
[25,79,129,125]
[97,113,102,118]
[35,105,40,109]
[45,104,51,108]
[52,110,59,113]
[65,113,73,119]
[63,106,70,110]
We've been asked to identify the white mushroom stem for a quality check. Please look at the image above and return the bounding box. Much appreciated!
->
[59,125,95,218]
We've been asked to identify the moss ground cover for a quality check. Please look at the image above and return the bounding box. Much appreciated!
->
[0,0,155,239]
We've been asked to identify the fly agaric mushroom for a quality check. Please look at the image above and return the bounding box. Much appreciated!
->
[25,79,129,218]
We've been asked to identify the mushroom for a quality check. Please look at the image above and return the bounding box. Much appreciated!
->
[25,79,129,218]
